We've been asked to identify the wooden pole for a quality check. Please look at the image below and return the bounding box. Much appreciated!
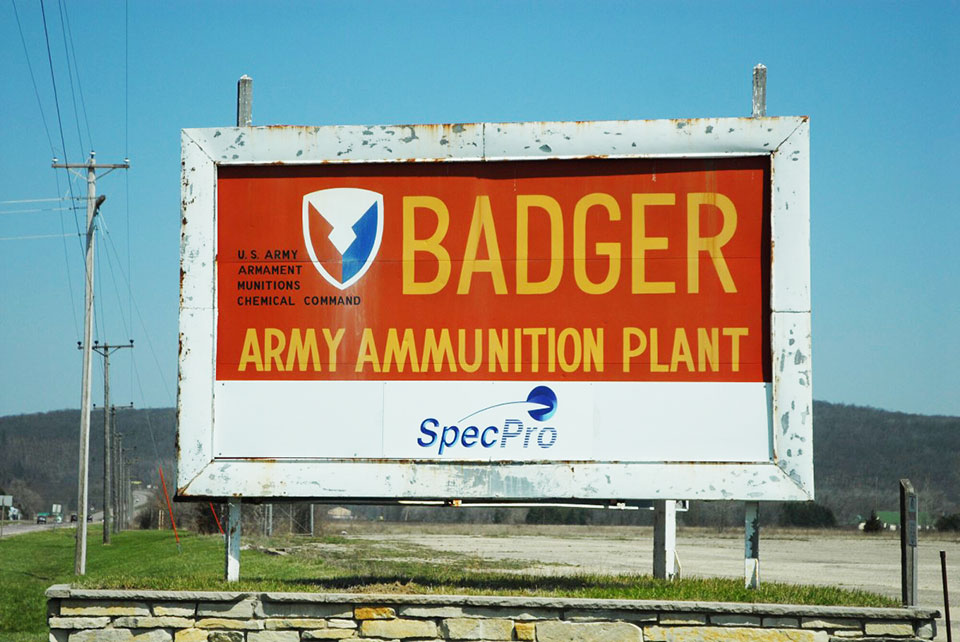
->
[900,479,919,605]
[942,551,952,642]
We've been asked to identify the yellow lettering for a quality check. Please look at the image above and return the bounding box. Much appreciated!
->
[457,195,507,295]
[285,328,321,372]
[238,328,263,372]
[403,196,451,294]
[514,327,523,373]
[687,192,738,293]
[488,329,508,373]
[523,328,546,373]
[631,193,676,294]
[649,327,668,372]
[355,328,381,373]
[383,328,421,373]
[547,327,556,373]
[421,328,457,372]
[322,328,345,372]
[670,328,695,372]
[584,328,603,372]
[557,328,582,373]
[697,327,719,372]
[623,328,647,373]
[264,328,285,371]
[723,327,749,372]
[458,328,482,373]
[516,195,563,294]
[573,193,621,294]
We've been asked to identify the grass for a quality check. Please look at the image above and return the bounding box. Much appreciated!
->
[0,525,899,640]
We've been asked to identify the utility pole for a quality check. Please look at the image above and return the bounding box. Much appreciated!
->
[116,434,125,530]
[92,341,133,544]
[53,151,129,575]
[112,407,120,533]
[111,404,132,534]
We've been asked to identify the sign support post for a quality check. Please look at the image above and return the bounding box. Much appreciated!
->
[745,501,760,588]
[742,62,768,590]
[226,497,241,582]
[222,74,253,582]
[0,495,11,539]
[653,500,678,579]
[900,479,919,605]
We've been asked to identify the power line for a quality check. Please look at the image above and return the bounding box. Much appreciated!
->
[0,232,79,241]
[0,196,81,204]
[40,0,80,230]
[11,0,56,156]
[0,205,82,215]
[55,0,87,156]
[59,0,93,149]
[41,0,87,340]
[100,217,174,402]
[99,218,133,339]
[125,0,132,398]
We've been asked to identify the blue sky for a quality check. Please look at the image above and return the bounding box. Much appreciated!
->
[1,1,957,417]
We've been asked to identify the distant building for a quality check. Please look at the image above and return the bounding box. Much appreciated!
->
[327,507,353,521]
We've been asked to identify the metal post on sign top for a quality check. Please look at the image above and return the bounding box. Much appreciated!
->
[900,479,919,605]
[752,63,767,118]
[237,75,253,127]
[653,500,679,579]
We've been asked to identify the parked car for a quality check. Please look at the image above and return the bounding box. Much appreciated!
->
[70,514,78,523]
[36,514,47,524]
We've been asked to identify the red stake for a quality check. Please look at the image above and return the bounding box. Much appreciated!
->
[158,466,180,546]
[209,502,224,535]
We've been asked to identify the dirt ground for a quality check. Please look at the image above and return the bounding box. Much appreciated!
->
[352,525,960,641]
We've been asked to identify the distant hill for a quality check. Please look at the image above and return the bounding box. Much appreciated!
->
[1,402,957,522]
[0,408,175,517]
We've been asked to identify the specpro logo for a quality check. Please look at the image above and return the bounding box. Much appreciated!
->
[417,386,559,455]
[302,188,384,290]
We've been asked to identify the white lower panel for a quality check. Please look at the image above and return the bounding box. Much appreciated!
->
[214,380,771,463]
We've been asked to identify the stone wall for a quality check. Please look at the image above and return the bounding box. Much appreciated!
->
[47,586,939,641]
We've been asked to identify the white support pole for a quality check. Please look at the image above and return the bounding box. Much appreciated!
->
[74,153,97,575]
[745,501,760,588]
[653,500,678,579]
[226,498,241,582]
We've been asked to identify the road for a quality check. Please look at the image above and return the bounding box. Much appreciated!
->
[358,526,959,641]
[0,489,150,539]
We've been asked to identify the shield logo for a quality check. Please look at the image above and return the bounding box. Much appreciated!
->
[302,188,384,290]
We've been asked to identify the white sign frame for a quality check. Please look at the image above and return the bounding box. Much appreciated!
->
[178,117,811,502]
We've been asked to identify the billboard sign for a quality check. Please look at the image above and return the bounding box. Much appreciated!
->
[178,117,811,502]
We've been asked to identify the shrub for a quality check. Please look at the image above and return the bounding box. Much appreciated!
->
[936,513,960,532]
[780,502,837,527]
[863,510,884,533]
[525,506,591,525]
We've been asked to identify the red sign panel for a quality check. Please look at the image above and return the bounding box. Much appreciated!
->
[216,158,770,383]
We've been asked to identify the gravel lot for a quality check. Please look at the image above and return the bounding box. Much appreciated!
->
[356,525,960,640]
